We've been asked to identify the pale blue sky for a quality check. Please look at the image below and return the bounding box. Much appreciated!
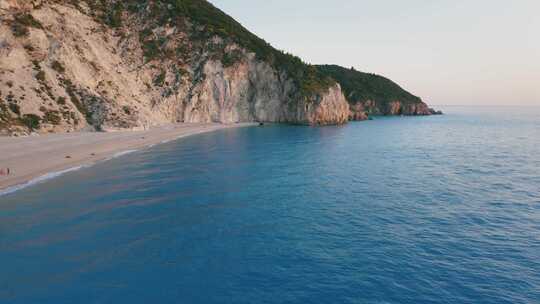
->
[212,0,539,105]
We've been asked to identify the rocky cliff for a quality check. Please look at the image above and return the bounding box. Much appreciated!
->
[317,65,442,120]
[0,0,435,136]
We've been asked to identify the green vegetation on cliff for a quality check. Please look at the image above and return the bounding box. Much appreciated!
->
[77,0,334,97]
[166,0,335,95]
[316,65,422,105]
[66,1,424,105]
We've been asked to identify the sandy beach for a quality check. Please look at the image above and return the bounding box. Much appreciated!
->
[0,123,254,193]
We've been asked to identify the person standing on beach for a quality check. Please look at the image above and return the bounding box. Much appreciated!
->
[0,168,9,176]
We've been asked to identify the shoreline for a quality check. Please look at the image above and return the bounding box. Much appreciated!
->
[0,123,255,196]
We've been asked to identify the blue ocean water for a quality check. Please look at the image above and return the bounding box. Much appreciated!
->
[1,106,539,304]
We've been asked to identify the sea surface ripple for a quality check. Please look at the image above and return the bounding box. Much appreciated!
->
[0,106,539,303]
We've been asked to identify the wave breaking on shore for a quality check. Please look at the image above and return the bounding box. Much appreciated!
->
[0,165,87,197]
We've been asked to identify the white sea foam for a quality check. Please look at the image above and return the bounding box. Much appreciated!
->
[113,149,138,158]
[1,149,140,197]
[0,165,86,197]
[107,149,138,160]
[0,126,239,197]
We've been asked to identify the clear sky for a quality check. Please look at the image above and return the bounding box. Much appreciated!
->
[211,0,539,106]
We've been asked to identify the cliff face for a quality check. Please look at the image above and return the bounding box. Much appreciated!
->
[0,0,351,135]
[186,58,349,125]
[0,0,436,136]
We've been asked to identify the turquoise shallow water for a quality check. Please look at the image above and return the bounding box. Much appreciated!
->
[1,106,539,303]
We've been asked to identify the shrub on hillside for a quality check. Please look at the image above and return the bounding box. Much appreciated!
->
[20,114,41,130]
[11,13,43,37]
[51,61,66,73]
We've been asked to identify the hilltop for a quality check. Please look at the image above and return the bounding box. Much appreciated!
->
[0,0,438,135]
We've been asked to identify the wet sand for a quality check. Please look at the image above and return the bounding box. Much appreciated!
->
[0,123,254,193]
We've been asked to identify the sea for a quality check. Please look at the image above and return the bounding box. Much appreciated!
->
[1,106,539,304]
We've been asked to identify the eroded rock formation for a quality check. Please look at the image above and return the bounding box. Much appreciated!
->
[0,0,437,136]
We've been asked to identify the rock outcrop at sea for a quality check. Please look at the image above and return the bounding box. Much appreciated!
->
[348,100,442,120]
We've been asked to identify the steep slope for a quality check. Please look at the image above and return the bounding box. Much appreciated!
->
[0,0,349,135]
[317,65,441,120]
[0,0,436,136]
